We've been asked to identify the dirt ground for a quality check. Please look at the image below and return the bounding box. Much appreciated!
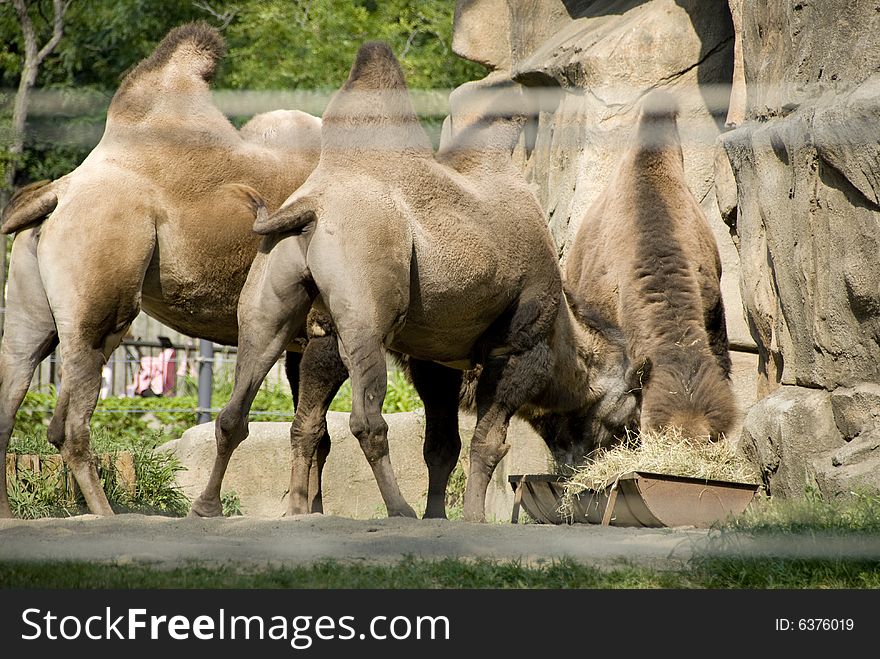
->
[0,514,704,570]
[2,514,879,571]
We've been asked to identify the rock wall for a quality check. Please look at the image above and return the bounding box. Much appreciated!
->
[161,412,554,522]
[720,1,880,497]
[451,0,880,498]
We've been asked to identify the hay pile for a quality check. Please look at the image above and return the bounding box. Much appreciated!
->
[558,428,761,519]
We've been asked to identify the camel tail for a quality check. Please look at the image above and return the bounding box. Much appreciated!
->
[1,180,58,234]
[253,194,317,236]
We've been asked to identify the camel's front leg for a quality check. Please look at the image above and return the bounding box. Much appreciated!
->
[190,236,314,517]
[464,342,552,522]
[286,332,348,515]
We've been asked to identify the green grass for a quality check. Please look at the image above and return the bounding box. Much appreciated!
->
[721,487,880,535]
[7,466,79,520]
[14,369,423,447]
[7,431,191,518]
[1,555,878,589]
[7,370,423,520]
[328,369,423,414]
[221,490,244,517]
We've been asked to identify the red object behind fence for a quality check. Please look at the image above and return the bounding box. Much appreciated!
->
[134,348,178,397]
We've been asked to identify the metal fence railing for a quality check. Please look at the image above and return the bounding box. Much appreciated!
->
[7,303,293,427]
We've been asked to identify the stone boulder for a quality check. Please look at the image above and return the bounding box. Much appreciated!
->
[159,410,554,522]
[720,1,880,496]
[738,386,844,497]
[812,384,880,497]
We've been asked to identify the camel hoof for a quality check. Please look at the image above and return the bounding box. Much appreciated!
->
[284,507,315,517]
[188,497,223,518]
[284,498,311,517]
[388,504,418,519]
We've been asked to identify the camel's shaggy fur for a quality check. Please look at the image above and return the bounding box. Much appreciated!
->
[565,92,738,441]
[192,43,642,522]
[0,22,321,517]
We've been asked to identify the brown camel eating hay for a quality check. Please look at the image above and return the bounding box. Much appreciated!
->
[0,22,321,517]
[565,92,737,440]
[191,42,644,522]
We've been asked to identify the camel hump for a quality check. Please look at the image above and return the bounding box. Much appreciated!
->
[120,21,225,89]
[344,41,406,91]
[322,41,431,153]
[1,179,58,234]
[640,90,679,122]
[252,192,317,236]
[635,90,682,152]
[240,110,322,150]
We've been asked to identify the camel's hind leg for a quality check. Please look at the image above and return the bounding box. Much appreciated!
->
[37,202,158,516]
[332,325,416,518]
[408,359,462,519]
[0,229,58,517]
[191,237,314,518]
[464,342,552,523]
[308,232,416,518]
[48,333,129,516]
[286,333,347,516]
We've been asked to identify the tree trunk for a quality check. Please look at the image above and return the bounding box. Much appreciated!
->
[1,0,67,336]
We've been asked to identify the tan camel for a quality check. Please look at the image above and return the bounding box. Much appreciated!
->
[565,92,738,440]
[0,22,321,517]
[191,42,643,522]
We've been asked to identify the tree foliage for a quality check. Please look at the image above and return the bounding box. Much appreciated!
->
[221,0,482,91]
[0,0,485,189]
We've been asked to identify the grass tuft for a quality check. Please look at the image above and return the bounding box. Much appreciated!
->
[221,490,244,517]
[721,486,880,534]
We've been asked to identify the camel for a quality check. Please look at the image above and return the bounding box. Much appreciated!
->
[564,92,738,440]
[190,42,644,522]
[0,22,321,518]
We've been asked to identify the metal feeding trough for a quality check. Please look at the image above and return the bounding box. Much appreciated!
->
[508,472,760,528]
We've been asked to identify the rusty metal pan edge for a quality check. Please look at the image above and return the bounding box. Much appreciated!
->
[510,472,760,527]
[608,471,761,491]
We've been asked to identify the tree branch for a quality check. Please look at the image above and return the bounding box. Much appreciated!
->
[193,0,237,29]
[37,0,68,64]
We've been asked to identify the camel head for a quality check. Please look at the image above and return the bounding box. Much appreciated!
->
[524,294,650,468]
[320,41,432,156]
[637,352,738,441]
